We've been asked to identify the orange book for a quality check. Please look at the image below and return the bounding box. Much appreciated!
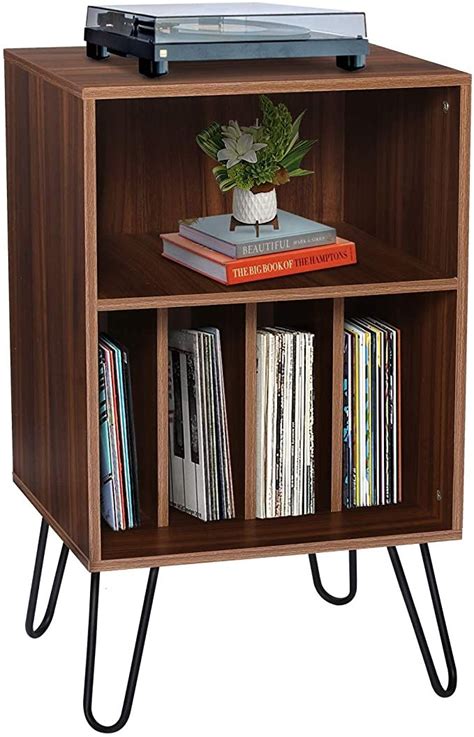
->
[161,232,357,285]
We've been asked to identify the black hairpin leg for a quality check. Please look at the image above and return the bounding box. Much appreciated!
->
[25,518,69,638]
[309,550,357,605]
[388,544,457,697]
[84,567,159,733]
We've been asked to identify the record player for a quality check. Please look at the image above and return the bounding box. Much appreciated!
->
[84,3,369,77]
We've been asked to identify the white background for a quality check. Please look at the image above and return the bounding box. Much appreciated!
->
[0,2,472,735]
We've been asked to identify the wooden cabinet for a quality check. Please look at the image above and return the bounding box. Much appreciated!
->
[4,45,471,572]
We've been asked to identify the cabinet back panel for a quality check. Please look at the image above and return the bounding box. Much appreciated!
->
[345,87,460,276]
[105,310,159,526]
[96,92,344,238]
[345,291,456,525]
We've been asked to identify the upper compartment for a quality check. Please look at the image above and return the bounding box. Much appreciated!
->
[95,85,461,307]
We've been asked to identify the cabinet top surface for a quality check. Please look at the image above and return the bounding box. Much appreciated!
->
[4,44,470,100]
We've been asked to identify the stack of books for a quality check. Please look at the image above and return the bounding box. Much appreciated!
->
[343,318,401,508]
[99,335,140,531]
[256,327,316,518]
[168,328,235,521]
[161,210,357,285]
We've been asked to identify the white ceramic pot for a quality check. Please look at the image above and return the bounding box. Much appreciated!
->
[232,187,277,224]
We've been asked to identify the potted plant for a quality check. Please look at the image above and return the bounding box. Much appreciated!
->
[196,95,315,230]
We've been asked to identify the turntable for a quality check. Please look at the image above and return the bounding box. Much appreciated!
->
[84,3,369,77]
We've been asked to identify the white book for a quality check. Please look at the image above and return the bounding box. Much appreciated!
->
[169,331,208,520]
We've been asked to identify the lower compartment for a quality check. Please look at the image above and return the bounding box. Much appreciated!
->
[98,289,458,565]
[100,503,456,567]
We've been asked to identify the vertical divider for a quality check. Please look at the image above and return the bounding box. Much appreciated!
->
[245,303,258,520]
[157,308,169,527]
[331,298,345,512]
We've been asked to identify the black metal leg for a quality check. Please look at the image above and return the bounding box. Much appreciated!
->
[336,54,366,72]
[25,518,69,638]
[388,544,457,697]
[309,550,357,605]
[84,568,159,733]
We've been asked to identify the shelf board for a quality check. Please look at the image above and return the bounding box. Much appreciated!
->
[99,505,455,570]
[97,224,457,310]
[4,46,470,101]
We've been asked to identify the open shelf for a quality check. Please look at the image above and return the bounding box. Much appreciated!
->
[96,86,461,312]
[97,224,456,310]
[6,46,468,572]
[100,503,453,567]
[99,287,457,565]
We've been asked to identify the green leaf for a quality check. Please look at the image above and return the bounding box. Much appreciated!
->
[280,138,316,171]
[212,165,236,192]
[282,109,306,158]
[288,167,314,178]
[196,122,224,161]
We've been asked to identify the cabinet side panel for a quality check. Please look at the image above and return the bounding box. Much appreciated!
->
[5,62,90,560]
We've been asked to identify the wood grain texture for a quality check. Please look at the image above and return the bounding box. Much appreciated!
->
[4,46,470,100]
[97,230,455,310]
[106,310,160,528]
[95,92,343,236]
[331,299,345,512]
[96,530,461,571]
[346,291,456,528]
[156,309,169,527]
[452,83,471,531]
[344,86,461,276]
[5,62,90,560]
[100,503,454,570]
[83,98,101,563]
[13,473,91,569]
[5,49,469,572]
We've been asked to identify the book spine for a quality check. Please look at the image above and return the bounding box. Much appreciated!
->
[236,231,337,258]
[225,244,356,285]
[180,225,337,259]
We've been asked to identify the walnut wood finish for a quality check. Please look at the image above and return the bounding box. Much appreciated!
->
[95,93,344,237]
[97,231,456,310]
[4,47,471,571]
[345,291,457,528]
[100,504,458,571]
[5,62,92,563]
[330,299,345,513]
[344,86,460,276]
[4,46,469,100]
[105,310,161,527]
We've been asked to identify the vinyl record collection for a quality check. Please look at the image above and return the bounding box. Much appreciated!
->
[343,318,401,508]
[256,327,316,518]
[168,327,235,521]
[99,335,140,531]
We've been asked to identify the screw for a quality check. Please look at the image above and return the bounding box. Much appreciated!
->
[436,489,442,501]
[443,101,450,113]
